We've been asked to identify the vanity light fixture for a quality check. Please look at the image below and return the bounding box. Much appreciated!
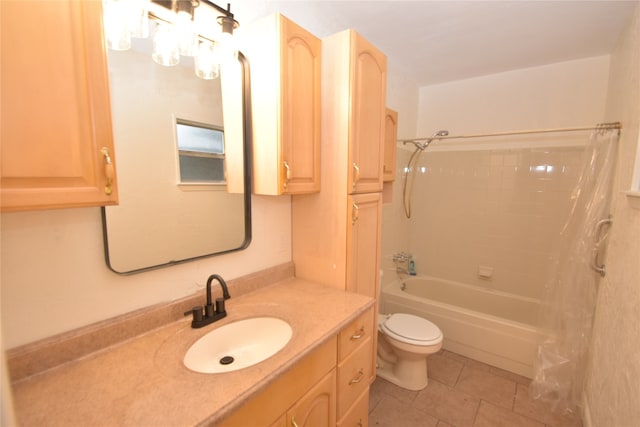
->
[102,0,239,80]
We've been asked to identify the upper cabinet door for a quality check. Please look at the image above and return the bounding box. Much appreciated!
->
[383,108,398,182]
[281,17,322,194]
[348,33,386,195]
[245,14,321,195]
[0,0,118,212]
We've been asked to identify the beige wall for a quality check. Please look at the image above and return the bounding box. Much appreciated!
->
[0,196,291,349]
[417,55,611,137]
[584,3,640,426]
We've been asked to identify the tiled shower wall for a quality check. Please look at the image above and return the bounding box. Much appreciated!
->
[405,143,585,300]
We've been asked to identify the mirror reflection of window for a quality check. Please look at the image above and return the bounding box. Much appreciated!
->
[176,119,226,184]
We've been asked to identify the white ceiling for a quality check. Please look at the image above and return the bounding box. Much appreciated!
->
[231,1,638,86]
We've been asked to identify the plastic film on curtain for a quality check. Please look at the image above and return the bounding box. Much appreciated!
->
[530,128,619,415]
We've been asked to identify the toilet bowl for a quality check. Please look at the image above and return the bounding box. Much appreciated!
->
[377,313,443,391]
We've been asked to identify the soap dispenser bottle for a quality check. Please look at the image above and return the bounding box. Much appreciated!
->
[408,260,417,276]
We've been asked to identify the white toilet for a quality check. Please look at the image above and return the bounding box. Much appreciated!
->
[377,313,443,391]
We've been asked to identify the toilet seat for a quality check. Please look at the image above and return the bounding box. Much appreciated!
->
[380,313,443,346]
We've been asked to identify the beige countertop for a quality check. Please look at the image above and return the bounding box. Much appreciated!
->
[11,277,374,426]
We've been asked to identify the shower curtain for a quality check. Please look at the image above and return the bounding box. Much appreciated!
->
[530,127,619,415]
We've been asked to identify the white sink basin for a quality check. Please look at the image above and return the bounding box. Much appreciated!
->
[183,317,292,373]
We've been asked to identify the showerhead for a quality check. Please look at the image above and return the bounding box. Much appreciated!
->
[404,129,449,150]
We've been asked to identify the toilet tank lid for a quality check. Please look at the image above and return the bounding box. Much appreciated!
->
[384,313,442,342]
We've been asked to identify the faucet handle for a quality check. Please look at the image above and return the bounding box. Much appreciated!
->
[184,306,203,323]
[215,297,227,315]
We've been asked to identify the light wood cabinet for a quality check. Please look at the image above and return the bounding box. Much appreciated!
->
[218,308,374,427]
[292,29,386,292]
[291,29,385,426]
[337,307,374,423]
[346,32,387,194]
[288,369,336,427]
[0,0,118,212]
[292,31,385,422]
[218,338,336,427]
[383,108,398,182]
[337,389,369,427]
[346,193,383,300]
[242,13,321,195]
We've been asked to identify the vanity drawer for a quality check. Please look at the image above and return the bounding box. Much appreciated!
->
[337,335,372,420]
[337,387,369,427]
[338,307,374,361]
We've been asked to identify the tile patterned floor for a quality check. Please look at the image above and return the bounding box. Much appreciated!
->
[368,350,583,427]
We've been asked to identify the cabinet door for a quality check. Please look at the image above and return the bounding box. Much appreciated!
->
[347,33,386,195]
[383,108,398,182]
[288,369,336,427]
[248,14,320,195]
[281,17,321,194]
[346,193,382,299]
[1,0,118,212]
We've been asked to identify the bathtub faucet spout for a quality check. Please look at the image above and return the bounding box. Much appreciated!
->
[396,267,410,275]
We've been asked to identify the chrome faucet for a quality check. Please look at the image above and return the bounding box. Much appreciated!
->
[184,274,231,328]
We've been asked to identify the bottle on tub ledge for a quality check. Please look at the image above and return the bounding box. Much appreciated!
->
[408,260,417,276]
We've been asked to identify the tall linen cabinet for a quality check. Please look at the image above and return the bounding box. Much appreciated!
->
[292,29,387,422]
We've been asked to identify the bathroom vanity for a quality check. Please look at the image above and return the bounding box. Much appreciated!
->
[9,272,374,426]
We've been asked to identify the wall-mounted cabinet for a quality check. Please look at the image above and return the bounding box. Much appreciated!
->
[0,0,118,212]
[383,108,398,182]
[242,13,321,195]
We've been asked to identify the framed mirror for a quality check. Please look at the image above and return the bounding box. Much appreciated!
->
[101,38,252,275]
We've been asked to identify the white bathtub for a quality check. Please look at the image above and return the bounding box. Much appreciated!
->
[381,276,542,378]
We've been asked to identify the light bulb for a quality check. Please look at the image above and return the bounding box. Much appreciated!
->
[128,0,149,38]
[218,32,237,64]
[152,22,179,66]
[217,15,238,64]
[103,0,131,50]
[194,40,220,79]
[176,11,197,56]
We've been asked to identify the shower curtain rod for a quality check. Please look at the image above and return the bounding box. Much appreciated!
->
[399,121,622,143]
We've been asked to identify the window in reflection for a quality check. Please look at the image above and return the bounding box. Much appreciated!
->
[176,119,225,184]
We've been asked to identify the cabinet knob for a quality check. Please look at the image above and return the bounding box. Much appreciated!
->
[291,416,299,427]
[101,147,114,196]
